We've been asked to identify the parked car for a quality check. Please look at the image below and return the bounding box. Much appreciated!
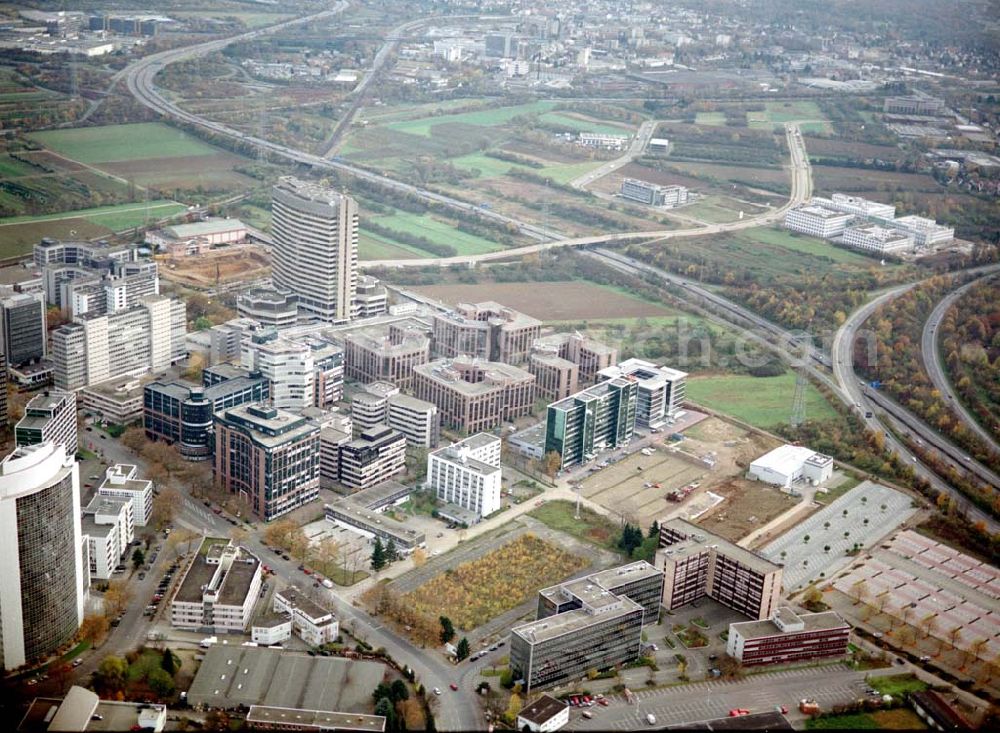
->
[449,683,458,691]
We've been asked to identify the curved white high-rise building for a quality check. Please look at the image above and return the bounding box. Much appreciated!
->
[271,177,358,324]
[0,442,84,670]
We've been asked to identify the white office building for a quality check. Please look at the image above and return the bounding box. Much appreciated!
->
[0,442,84,670]
[620,179,689,207]
[82,494,133,581]
[171,540,262,633]
[783,203,854,239]
[597,358,687,428]
[352,383,439,448]
[842,224,914,255]
[14,390,78,456]
[271,177,359,324]
[97,464,153,527]
[272,587,339,647]
[823,193,896,221]
[242,331,314,410]
[747,444,834,490]
[892,215,955,246]
[427,433,502,518]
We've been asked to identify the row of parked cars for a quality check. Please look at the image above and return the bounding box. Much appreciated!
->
[144,561,179,617]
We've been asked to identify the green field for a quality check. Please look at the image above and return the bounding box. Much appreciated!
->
[538,111,634,135]
[0,201,186,230]
[528,500,620,550]
[385,101,556,137]
[737,227,874,265]
[748,101,832,133]
[449,151,539,178]
[686,373,839,429]
[0,155,41,177]
[367,210,504,256]
[358,230,433,261]
[29,123,220,164]
[695,112,727,126]
[685,196,764,224]
[869,674,928,698]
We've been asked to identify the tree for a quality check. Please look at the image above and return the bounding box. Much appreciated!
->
[617,523,644,557]
[542,450,561,477]
[390,679,409,702]
[151,487,180,530]
[372,682,393,705]
[804,586,824,608]
[505,692,522,723]
[161,648,178,675]
[439,616,455,644]
[148,667,175,697]
[456,637,470,661]
[385,538,399,564]
[204,711,231,731]
[371,538,387,571]
[648,520,660,538]
[104,579,132,617]
[78,613,110,645]
[374,698,395,730]
[132,547,145,570]
[94,656,128,695]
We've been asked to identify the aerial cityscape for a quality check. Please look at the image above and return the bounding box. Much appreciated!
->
[0,0,998,731]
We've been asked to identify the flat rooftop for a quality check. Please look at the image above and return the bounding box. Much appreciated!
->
[278,587,332,622]
[730,610,848,640]
[793,203,851,219]
[247,706,385,732]
[660,518,780,575]
[512,594,641,643]
[162,218,246,238]
[413,358,534,394]
[348,480,412,510]
[517,695,567,726]
[325,502,425,545]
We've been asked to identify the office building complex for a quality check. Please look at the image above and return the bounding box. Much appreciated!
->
[726,607,850,666]
[235,289,299,330]
[427,433,502,518]
[532,332,618,384]
[620,178,688,207]
[0,442,84,670]
[484,33,519,58]
[97,464,153,527]
[656,519,782,621]
[598,359,687,429]
[528,352,578,402]
[538,561,663,626]
[214,404,320,522]
[816,193,896,221]
[883,96,947,116]
[15,390,78,456]
[842,224,914,255]
[82,495,133,580]
[783,203,854,239]
[241,330,315,410]
[209,318,262,364]
[413,357,535,434]
[510,578,644,692]
[343,324,430,391]
[79,375,145,424]
[893,215,955,246]
[545,377,637,469]
[352,383,439,448]
[0,292,46,367]
[271,177,358,323]
[171,540,262,633]
[352,275,388,318]
[51,296,186,391]
[318,426,351,490]
[144,369,269,459]
[432,302,541,365]
[338,425,407,491]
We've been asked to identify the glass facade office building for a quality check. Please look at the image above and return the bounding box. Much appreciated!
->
[544,377,637,469]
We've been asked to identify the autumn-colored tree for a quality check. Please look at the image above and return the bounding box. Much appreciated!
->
[411,547,427,567]
[151,487,180,530]
[78,613,110,645]
[104,579,132,617]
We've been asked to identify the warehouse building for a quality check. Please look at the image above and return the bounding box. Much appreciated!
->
[747,444,833,490]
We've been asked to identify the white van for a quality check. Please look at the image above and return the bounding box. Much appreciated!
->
[647,713,657,725]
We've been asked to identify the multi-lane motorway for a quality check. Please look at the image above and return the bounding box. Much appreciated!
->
[921,272,1000,456]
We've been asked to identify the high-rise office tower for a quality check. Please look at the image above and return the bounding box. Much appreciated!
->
[0,292,47,367]
[0,442,85,670]
[271,177,358,324]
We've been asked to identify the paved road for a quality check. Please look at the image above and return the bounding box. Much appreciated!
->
[565,664,870,730]
[922,272,1000,456]
[831,276,1000,532]
[568,119,658,190]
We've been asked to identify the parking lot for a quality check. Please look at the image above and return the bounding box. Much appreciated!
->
[761,481,918,589]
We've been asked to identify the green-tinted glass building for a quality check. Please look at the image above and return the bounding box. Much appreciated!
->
[544,377,637,469]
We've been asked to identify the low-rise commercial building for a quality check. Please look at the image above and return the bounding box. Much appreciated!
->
[656,519,782,621]
[18,686,167,733]
[244,707,385,732]
[726,607,850,666]
[577,132,629,150]
[783,203,854,239]
[80,375,145,424]
[909,690,975,733]
[170,540,262,632]
[97,464,153,527]
[427,433,502,518]
[413,357,535,434]
[213,404,320,522]
[338,425,406,491]
[820,193,897,221]
[598,358,687,428]
[516,695,569,733]
[892,215,955,246]
[272,587,339,647]
[620,178,688,207]
[15,390,78,456]
[545,377,637,469]
[324,501,425,551]
[747,444,833,490]
[842,224,914,256]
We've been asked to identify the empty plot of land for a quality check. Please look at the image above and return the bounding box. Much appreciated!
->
[694,479,802,543]
[159,246,270,287]
[409,281,672,321]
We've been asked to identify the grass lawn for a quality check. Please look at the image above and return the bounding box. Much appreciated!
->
[125,649,164,684]
[686,373,839,429]
[535,160,608,185]
[384,101,556,137]
[685,196,762,224]
[359,231,432,260]
[529,500,621,550]
[695,112,727,126]
[449,151,539,178]
[30,122,220,164]
[538,111,634,135]
[369,210,504,256]
[738,227,874,265]
[815,475,863,505]
[805,713,880,730]
[0,154,38,177]
[869,674,929,698]
[198,537,229,556]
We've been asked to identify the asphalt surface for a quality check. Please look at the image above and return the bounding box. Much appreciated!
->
[568,119,658,189]
[921,272,1000,456]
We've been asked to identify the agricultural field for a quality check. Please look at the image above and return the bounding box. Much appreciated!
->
[366,210,504,256]
[409,280,675,322]
[685,373,839,430]
[383,101,557,137]
[812,164,943,195]
[694,112,727,126]
[27,123,256,194]
[398,533,586,631]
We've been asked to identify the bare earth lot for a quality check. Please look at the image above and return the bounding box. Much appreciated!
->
[694,479,801,542]
[409,281,672,321]
[158,246,270,288]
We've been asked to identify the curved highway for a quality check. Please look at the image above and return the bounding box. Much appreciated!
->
[922,272,1000,457]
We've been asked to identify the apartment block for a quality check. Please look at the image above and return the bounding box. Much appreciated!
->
[338,425,407,491]
[171,540,262,633]
[783,203,854,239]
[432,302,541,365]
[343,324,430,391]
[82,495,133,580]
[842,224,914,256]
[413,357,535,434]
[598,358,687,429]
[214,404,320,522]
[15,390,78,456]
[427,433,502,518]
[656,518,782,621]
[0,291,46,367]
[726,607,850,666]
[97,464,153,527]
[537,561,663,626]
[545,377,637,469]
[144,370,269,459]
